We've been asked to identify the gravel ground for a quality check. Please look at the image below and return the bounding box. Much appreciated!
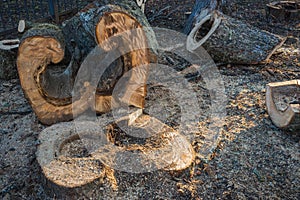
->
[0,0,300,199]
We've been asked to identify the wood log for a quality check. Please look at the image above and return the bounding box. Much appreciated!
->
[36,120,118,198]
[36,113,194,198]
[184,0,223,34]
[17,0,156,125]
[266,80,300,132]
[186,11,286,64]
[17,23,89,125]
[72,0,156,108]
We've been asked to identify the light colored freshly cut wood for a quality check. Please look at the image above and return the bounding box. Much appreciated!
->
[266,80,300,131]
[37,114,195,197]
[17,23,96,125]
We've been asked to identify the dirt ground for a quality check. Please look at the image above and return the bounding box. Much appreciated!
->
[0,0,299,199]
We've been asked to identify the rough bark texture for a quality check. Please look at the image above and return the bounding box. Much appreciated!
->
[36,113,195,198]
[17,0,156,125]
[0,49,18,80]
[266,80,300,132]
[188,11,286,64]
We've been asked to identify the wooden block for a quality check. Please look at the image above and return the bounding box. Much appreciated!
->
[266,80,300,131]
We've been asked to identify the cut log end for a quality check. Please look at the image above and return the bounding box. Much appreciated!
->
[19,37,64,64]
[266,80,300,131]
[266,1,300,21]
[187,11,221,51]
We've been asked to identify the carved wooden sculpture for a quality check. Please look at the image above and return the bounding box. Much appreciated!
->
[17,0,155,125]
[37,112,195,197]
[20,2,195,197]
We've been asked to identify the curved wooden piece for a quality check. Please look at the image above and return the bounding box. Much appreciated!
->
[187,11,221,51]
[17,0,156,125]
[95,114,195,172]
[266,80,300,131]
[36,121,119,198]
[36,114,195,197]
[17,24,96,125]
[65,0,156,108]
[95,11,149,109]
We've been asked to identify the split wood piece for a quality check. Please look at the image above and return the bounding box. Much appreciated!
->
[17,1,156,125]
[187,11,286,64]
[0,39,20,50]
[266,80,300,131]
[266,1,300,21]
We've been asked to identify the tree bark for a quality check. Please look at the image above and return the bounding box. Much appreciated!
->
[17,0,156,125]
[186,10,286,64]
[266,80,300,132]
[0,48,18,80]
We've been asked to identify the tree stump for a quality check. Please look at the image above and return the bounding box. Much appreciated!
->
[17,0,156,125]
[36,112,195,198]
[186,10,286,64]
[266,80,300,131]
